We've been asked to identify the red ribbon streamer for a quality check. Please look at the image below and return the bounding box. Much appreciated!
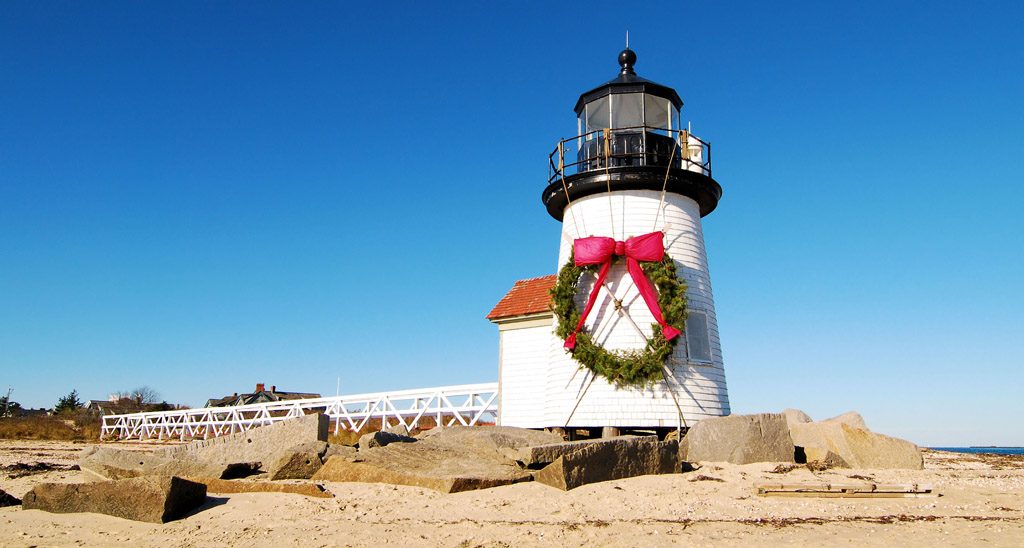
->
[564,231,682,350]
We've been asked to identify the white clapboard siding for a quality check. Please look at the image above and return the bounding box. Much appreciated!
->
[497,321,554,428]
[544,189,730,427]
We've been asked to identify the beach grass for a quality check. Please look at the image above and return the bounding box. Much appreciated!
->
[0,414,101,441]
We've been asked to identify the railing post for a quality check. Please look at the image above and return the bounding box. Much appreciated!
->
[558,140,564,178]
[642,128,647,166]
[707,141,712,174]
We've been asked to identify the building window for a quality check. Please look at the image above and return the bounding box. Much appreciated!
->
[685,311,713,363]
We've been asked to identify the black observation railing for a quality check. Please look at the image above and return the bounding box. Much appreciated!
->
[548,126,711,185]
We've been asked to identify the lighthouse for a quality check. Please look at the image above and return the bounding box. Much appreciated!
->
[488,49,729,436]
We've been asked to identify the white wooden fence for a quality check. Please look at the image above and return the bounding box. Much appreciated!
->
[100,383,499,441]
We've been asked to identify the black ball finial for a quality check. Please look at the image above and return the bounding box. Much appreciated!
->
[618,48,637,75]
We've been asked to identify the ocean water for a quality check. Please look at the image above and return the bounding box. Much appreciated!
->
[930,447,1024,456]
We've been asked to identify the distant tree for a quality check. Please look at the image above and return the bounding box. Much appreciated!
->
[54,389,83,414]
[106,386,166,413]
[131,386,160,405]
[1,395,22,417]
[114,386,160,405]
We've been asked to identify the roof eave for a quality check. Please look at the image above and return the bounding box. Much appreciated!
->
[487,310,554,324]
[573,79,683,115]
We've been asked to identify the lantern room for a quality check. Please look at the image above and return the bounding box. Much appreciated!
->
[575,48,683,134]
[543,48,720,220]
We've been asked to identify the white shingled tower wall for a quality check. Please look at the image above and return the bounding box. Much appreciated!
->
[543,189,730,429]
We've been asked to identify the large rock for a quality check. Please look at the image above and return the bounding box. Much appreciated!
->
[315,456,530,493]
[805,449,850,470]
[164,413,329,468]
[267,441,328,480]
[417,425,562,452]
[79,446,183,479]
[358,430,416,450]
[822,411,867,429]
[323,444,358,461]
[782,408,813,428]
[81,413,329,480]
[22,476,206,523]
[0,488,20,507]
[192,478,332,498]
[533,437,678,491]
[789,420,923,469]
[514,435,643,467]
[314,426,561,493]
[679,413,795,464]
[382,423,412,437]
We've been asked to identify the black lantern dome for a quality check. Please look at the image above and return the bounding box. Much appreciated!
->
[573,47,683,118]
[543,49,722,220]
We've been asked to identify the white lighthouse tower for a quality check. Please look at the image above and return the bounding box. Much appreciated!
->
[489,49,729,436]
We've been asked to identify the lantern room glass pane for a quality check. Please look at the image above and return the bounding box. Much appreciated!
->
[584,96,610,133]
[644,94,670,129]
[611,93,643,129]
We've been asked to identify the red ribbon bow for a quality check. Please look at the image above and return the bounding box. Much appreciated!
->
[564,231,682,350]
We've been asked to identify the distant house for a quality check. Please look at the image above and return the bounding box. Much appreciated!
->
[84,396,175,415]
[85,396,142,415]
[205,383,321,408]
[85,399,117,414]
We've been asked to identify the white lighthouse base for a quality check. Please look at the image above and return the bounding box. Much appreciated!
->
[493,190,730,431]
[496,312,729,430]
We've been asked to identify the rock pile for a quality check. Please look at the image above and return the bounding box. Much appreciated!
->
[81,412,330,480]
[43,413,335,523]
[786,410,924,469]
[315,426,549,493]
[314,426,679,493]
[678,410,923,469]
[21,407,922,524]
[22,476,206,523]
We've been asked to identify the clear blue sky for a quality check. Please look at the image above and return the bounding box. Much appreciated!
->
[2,2,1021,446]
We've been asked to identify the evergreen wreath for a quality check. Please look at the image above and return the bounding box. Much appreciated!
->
[550,253,688,386]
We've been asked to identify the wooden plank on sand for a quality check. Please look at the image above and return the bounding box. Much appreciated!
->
[756,482,935,498]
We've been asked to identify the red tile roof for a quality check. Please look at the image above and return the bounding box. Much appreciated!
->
[486,275,557,321]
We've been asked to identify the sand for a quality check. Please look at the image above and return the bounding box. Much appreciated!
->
[1,440,1022,546]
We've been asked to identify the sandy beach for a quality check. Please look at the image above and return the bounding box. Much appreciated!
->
[0,440,1021,546]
